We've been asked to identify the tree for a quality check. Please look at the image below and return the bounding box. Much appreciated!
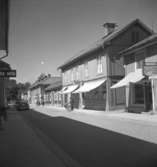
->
[6,82,31,101]
[37,73,47,81]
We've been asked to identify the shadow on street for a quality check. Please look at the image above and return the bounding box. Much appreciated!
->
[20,109,157,167]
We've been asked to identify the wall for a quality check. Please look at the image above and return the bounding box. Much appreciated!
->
[62,48,107,86]
[30,87,41,104]
[146,43,157,62]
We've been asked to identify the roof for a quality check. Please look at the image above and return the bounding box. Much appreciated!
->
[45,80,62,91]
[0,60,11,70]
[119,33,157,56]
[30,76,61,90]
[58,19,153,70]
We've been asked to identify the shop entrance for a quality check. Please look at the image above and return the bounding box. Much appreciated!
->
[144,82,152,111]
[130,80,152,113]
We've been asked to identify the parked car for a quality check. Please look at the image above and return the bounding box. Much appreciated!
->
[15,100,29,111]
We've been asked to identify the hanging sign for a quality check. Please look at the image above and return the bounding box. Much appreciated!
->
[0,69,16,77]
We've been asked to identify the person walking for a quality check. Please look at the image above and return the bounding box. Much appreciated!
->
[0,105,8,130]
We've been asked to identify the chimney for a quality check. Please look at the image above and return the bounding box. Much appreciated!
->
[103,22,117,35]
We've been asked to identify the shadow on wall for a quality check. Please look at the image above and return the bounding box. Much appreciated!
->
[21,109,157,167]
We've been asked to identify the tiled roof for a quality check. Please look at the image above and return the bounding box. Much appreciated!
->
[119,33,157,56]
[58,19,153,70]
[45,80,62,91]
[30,76,61,90]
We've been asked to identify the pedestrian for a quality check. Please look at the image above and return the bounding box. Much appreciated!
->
[0,105,8,130]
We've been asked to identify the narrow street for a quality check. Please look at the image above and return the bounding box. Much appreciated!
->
[18,107,157,167]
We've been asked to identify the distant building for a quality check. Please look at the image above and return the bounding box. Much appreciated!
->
[45,80,62,106]
[29,76,61,105]
[58,19,153,111]
[112,34,157,113]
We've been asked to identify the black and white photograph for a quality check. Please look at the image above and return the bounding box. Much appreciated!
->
[0,0,157,166]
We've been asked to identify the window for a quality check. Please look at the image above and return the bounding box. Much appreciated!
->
[76,66,79,80]
[73,67,76,81]
[131,31,139,43]
[97,56,103,74]
[64,71,70,83]
[135,52,145,70]
[71,69,74,82]
[136,60,143,69]
[62,73,65,83]
[67,70,71,83]
[63,72,67,83]
[84,62,88,77]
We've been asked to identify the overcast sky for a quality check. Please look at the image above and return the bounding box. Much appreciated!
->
[5,0,157,83]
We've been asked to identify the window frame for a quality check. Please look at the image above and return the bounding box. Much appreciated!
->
[84,62,89,78]
[97,56,103,74]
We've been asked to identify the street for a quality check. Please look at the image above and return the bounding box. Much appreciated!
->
[18,107,157,167]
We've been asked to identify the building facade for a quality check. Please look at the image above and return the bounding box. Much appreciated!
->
[112,34,157,113]
[45,80,62,106]
[29,76,61,105]
[58,19,153,111]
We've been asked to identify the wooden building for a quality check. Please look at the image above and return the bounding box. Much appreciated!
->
[29,76,61,105]
[112,34,157,113]
[58,19,153,111]
[45,80,62,106]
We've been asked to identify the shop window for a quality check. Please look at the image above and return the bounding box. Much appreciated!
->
[133,84,144,104]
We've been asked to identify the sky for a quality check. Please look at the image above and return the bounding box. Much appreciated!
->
[5,0,157,83]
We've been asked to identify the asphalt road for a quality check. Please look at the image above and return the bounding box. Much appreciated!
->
[19,109,157,167]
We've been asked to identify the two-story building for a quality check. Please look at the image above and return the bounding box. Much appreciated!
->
[112,34,157,113]
[58,19,153,111]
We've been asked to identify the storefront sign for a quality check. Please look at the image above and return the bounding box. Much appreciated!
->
[0,69,16,77]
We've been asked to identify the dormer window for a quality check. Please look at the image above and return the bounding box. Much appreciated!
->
[132,31,139,43]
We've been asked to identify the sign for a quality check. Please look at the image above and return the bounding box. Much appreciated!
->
[143,64,157,76]
[0,69,16,77]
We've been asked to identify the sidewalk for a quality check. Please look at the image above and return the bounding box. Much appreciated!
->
[32,105,157,144]
[0,109,66,167]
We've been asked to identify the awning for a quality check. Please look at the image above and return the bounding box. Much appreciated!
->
[73,78,106,93]
[111,69,144,89]
[62,85,78,94]
[58,87,67,94]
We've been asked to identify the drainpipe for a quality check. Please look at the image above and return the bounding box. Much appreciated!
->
[151,79,156,114]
